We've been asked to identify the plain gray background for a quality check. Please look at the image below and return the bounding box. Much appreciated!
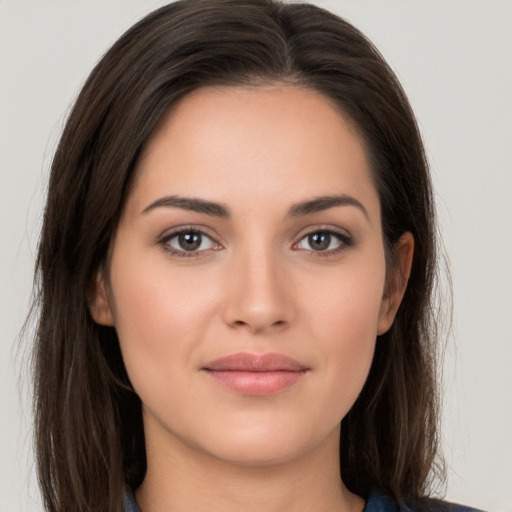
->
[1,1,511,511]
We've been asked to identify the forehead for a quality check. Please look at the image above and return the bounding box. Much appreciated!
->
[127,85,379,218]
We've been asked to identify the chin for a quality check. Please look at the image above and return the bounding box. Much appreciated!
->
[207,440,307,468]
[193,419,337,469]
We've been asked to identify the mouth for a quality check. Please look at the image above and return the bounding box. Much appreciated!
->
[202,352,310,396]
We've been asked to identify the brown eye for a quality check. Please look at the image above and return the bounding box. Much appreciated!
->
[178,232,202,251]
[307,232,332,251]
[295,229,352,253]
[162,230,217,254]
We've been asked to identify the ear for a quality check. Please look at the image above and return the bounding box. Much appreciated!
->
[377,231,414,335]
[88,270,115,326]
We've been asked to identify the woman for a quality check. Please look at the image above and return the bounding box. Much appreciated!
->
[32,1,480,511]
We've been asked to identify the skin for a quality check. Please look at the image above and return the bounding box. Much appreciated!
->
[91,85,413,512]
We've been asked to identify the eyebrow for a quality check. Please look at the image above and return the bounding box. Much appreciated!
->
[142,193,369,220]
[286,194,369,220]
[142,195,230,217]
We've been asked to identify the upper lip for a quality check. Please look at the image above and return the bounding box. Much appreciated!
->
[203,352,309,372]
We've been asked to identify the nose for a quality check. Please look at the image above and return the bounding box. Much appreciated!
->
[221,245,295,334]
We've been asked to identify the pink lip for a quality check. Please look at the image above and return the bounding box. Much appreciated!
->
[202,353,310,396]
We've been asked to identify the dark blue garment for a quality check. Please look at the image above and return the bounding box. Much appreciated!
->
[363,491,482,512]
[124,487,140,512]
[123,488,482,512]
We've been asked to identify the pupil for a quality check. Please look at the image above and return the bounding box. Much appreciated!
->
[178,232,201,251]
[309,232,330,251]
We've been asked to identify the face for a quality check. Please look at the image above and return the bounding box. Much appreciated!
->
[91,85,412,467]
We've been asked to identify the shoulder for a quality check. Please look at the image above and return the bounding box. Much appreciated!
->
[364,492,485,512]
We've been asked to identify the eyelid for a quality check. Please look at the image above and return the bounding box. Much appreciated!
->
[157,225,223,257]
[292,225,353,254]
[292,224,352,242]
[156,224,352,258]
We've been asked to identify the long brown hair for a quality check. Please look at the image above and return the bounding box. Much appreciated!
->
[32,1,445,511]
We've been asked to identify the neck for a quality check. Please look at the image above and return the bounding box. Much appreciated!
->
[135,424,364,512]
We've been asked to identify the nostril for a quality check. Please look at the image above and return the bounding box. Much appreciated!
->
[228,318,288,332]
[222,283,295,332]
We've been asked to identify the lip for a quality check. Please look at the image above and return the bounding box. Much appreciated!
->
[202,352,310,396]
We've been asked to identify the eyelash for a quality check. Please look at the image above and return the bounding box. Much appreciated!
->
[158,227,221,258]
[293,227,353,257]
[157,226,353,258]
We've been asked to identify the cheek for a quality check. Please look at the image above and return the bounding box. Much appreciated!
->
[300,259,386,411]
[304,256,385,342]
[107,250,219,388]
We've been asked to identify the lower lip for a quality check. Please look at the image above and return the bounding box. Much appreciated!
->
[204,370,308,396]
